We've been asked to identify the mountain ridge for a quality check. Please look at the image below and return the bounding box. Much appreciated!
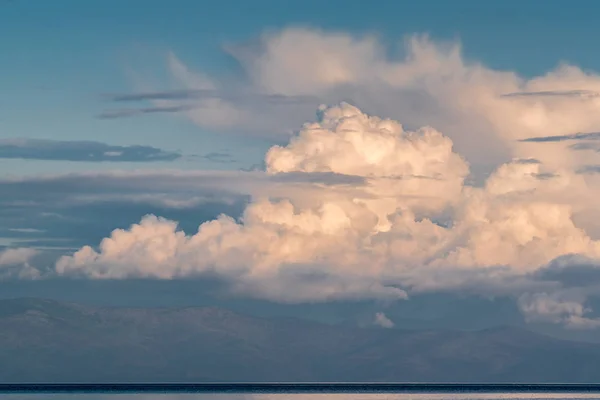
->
[1,297,599,383]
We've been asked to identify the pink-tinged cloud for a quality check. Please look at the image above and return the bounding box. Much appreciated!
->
[56,104,600,321]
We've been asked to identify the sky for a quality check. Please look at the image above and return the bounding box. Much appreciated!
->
[6,0,600,337]
[4,0,600,174]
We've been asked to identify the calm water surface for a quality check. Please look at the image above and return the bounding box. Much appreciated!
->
[5,394,600,400]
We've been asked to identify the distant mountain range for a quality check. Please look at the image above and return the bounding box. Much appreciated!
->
[1,298,600,383]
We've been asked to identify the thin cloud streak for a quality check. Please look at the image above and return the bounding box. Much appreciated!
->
[97,89,321,120]
[97,105,197,119]
[0,139,181,162]
[501,90,600,98]
[520,132,600,143]
[105,89,319,105]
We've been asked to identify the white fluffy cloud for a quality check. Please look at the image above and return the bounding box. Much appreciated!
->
[56,104,600,320]
[0,248,40,279]
[43,28,600,326]
[0,248,37,266]
[374,312,394,328]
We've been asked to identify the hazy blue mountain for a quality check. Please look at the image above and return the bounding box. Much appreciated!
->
[1,298,600,383]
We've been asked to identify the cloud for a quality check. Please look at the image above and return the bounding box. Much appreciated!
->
[0,170,256,255]
[520,132,600,143]
[8,228,45,234]
[0,247,37,266]
[500,90,600,98]
[188,152,237,164]
[270,171,365,186]
[0,167,373,259]
[104,88,318,104]
[97,88,315,120]
[374,312,394,328]
[570,142,600,152]
[11,28,600,327]
[98,105,196,119]
[53,104,600,316]
[576,165,600,175]
[0,139,181,162]
[0,248,40,279]
[120,28,600,175]
[0,169,255,204]
[101,52,322,136]
[0,169,364,211]
[518,292,600,329]
[515,256,600,329]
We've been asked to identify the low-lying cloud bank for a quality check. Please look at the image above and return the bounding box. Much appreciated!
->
[53,104,600,327]
[0,247,40,279]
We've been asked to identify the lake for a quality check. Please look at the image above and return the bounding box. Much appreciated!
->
[4,393,600,400]
[4,385,600,400]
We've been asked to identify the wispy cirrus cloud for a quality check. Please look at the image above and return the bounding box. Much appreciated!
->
[97,105,196,119]
[187,151,238,164]
[105,88,318,104]
[0,139,181,162]
[98,89,319,120]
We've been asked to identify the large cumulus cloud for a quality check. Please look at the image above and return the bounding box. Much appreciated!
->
[11,28,600,327]
[56,104,600,323]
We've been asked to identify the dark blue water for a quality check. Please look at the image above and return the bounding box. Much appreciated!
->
[3,385,600,400]
[3,393,600,400]
[3,385,600,394]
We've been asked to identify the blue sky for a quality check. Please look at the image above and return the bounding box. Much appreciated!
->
[2,0,600,175]
[7,0,600,333]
